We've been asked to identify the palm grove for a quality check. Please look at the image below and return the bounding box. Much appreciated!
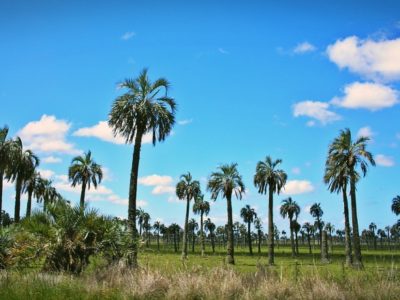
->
[1,69,399,272]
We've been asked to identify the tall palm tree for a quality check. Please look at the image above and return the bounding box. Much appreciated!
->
[68,150,103,210]
[6,138,39,222]
[254,156,287,265]
[176,172,200,260]
[207,163,245,264]
[188,218,198,253]
[153,221,162,251]
[391,196,400,216]
[324,159,355,266]
[108,68,176,266]
[23,171,40,217]
[0,126,13,224]
[204,218,216,253]
[310,203,323,247]
[254,217,263,254]
[240,204,257,255]
[327,128,375,267]
[302,222,313,254]
[193,194,210,256]
[280,197,300,257]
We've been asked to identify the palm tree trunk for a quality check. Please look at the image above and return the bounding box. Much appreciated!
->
[26,189,33,217]
[268,186,274,265]
[200,212,205,256]
[247,221,252,255]
[295,231,299,255]
[0,170,3,225]
[226,193,235,264]
[79,180,86,210]
[342,185,352,266]
[128,130,143,267]
[14,177,22,222]
[289,219,295,257]
[181,197,190,259]
[350,170,363,268]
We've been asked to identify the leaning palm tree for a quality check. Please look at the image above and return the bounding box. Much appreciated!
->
[0,126,13,224]
[327,128,375,268]
[176,172,200,260]
[207,163,245,264]
[193,194,210,256]
[324,159,355,266]
[280,197,300,257]
[68,150,103,210]
[391,196,400,216]
[109,68,176,266]
[254,156,287,265]
[240,204,257,255]
[6,138,39,222]
[310,203,323,247]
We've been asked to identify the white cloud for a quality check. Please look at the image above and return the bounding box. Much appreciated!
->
[292,167,301,175]
[375,154,395,167]
[357,126,374,139]
[121,31,135,40]
[218,48,229,54]
[293,42,316,54]
[138,175,173,186]
[282,180,315,195]
[42,156,62,164]
[73,121,153,144]
[178,119,193,125]
[167,196,182,204]
[331,82,399,111]
[18,115,81,155]
[152,185,175,195]
[38,169,55,179]
[327,36,400,81]
[293,101,341,125]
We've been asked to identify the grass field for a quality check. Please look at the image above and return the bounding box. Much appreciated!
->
[1,244,400,299]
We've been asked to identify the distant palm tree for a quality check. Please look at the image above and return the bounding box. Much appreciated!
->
[193,194,210,256]
[204,218,216,253]
[169,223,180,253]
[136,208,145,236]
[254,217,263,254]
[377,229,386,248]
[176,172,200,260]
[254,156,287,265]
[0,126,13,225]
[369,222,377,250]
[36,178,61,211]
[6,138,39,222]
[108,68,176,266]
[325,222,335,254]
[310,203,323,247]
[207,163,245,264]
[153,221,162,251]
[23,171,40,217]
[188,218,199,253]
[292,220,301,255]
[327,128,375,268]
[391,196,400,216]
[68,150,103,210]
[280,197,300,257]
[240,204,257,255]
[302,222,313,254]
[142,212,151,246]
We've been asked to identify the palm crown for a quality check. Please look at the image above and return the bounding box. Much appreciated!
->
[240,205,257,223]
[207,163,245,200]
[254,156,287,195]
[280,197,300,221]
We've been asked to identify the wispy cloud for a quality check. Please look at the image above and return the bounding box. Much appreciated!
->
[375,154,395,167]
[121,31,135,40]
[293,42,316,54]
[178,119,193,125]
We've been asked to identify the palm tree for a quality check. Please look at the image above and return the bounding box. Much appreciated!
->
[108,68,176,266]
[391,196,400,216]
[240,205,257,255]
[176,172,200,260]
[302,222,313,254]
[207,163,245,264]
[204,218,216,253]
[310,203,323,247]
[136,208,145,236]
[169,223,181,253]
[36,178,61,211]
[377,229,386,249]
[153,221,162,251]
[188,218,198,253]
[193,194,210,256]
[142,212,151,246]
[254,217,263,254]
[292,220,301,255]
[23,171,40,217]
[68,150,103,210]
[325,222,335,254]
[369,222,377,250]
[0,126,13,225]
[280,197,300,257]
[254,156,287,265]
[6,138,39,222]
[327,128,375,268]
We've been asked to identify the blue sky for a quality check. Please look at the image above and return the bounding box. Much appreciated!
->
[1,0,399,232]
